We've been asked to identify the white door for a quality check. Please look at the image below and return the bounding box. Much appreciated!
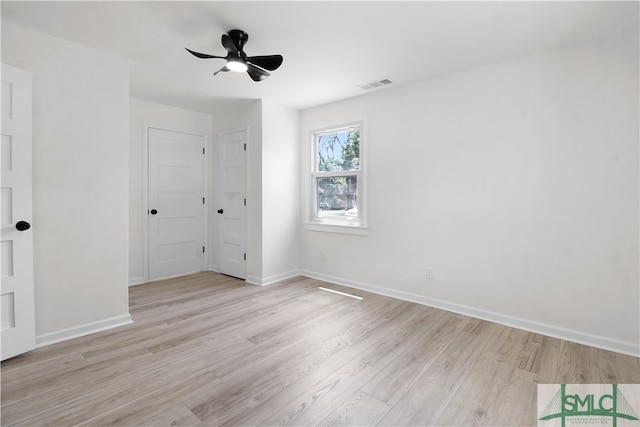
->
[148,127,205,281]
[218,129,246,280]
[1,64,35,361]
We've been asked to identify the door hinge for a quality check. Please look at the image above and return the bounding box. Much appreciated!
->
[244,253,246,261]
[203,197,205,204]
[203,147,205,155]
[243,143,246,151]
[244,198,246,206]
[203,246,205,253]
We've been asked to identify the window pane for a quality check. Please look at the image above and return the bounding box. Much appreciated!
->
[316,175,358,220]
[317,129,360,172]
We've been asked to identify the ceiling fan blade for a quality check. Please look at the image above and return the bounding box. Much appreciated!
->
[246,63,270,82]
[213,65,230,76]
[246,55,283,71]
[221,34,238,54]
[185,48,224,59]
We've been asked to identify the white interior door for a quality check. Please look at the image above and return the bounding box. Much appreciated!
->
[148,127,205,281]
[1,64,35,361]
[218,129,246,280]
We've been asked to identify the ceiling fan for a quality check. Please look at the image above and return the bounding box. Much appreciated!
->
[186,29,283,81]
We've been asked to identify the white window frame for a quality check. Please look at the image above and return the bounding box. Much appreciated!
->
[304,120,368,235]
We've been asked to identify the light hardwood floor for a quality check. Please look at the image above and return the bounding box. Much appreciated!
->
[2,272,639,426]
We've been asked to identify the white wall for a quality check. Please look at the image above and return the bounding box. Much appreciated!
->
[2,22,131,339]
[300,37,639,354]
[261,101,300,283]
[128,97,214,283]
[6,20,635,356]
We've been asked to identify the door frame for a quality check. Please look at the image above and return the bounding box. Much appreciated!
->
[217,126,248,279]
[142,123,208,283]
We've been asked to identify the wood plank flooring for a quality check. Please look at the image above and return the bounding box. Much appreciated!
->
[2,272,639,426]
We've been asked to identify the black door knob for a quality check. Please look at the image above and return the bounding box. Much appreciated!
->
[217,209,223,214]
[150,209,158,215]
[16,221,31,231]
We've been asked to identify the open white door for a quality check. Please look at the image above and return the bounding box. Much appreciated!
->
[1,64,35,361]
[147,127,206,281]
[218,129,246,280]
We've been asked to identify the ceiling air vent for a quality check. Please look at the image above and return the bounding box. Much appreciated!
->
[359,78,392,90]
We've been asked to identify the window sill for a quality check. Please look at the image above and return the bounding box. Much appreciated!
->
[304,222,369,236]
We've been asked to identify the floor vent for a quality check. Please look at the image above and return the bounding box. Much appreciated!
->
[359,78,393,90]
[318,287,363,300]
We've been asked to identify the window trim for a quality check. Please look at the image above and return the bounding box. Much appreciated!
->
[304,119,368,235]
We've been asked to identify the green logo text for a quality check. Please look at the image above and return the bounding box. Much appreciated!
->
[539,384,639,427]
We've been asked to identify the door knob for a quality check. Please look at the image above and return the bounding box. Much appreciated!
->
[217,209,223,214]
[150,209,158,215]
[16,221,31,231]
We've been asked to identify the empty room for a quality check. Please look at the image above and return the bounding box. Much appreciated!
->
[1,1,639,426]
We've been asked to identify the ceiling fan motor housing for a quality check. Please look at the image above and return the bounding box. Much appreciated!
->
[227,29,249,52]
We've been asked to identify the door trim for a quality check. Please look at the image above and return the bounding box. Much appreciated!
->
[142,122,208,283]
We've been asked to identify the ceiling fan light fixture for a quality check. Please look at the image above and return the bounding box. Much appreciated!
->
[226,57,248,72]
[186,29,282,81]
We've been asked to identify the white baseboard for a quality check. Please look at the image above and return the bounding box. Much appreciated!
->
[301,270,640,357]
[246,270,301,287]
[245,275,261,286]
[129,276,145,286]
[208,264,219,273]
[36,314,133,348]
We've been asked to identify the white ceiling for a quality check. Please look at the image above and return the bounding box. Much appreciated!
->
[2,1,638,114]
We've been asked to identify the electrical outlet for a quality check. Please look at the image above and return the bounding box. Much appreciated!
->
[321,251,326,262]
[426,268,434,280]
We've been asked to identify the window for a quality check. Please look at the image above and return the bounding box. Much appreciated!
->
[306,121,366,234]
